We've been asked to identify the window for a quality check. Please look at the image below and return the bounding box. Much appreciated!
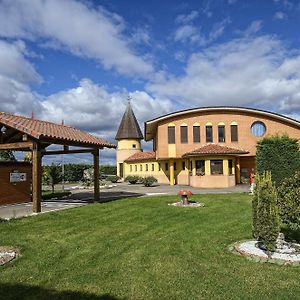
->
[180,126,188,143]
[146,164,148,171]
[165,162,169,171]
[231,125,238,142]
[218,125,225,143]
[210,160,223,175]
[174,162,177,171]
[190,161,193,172]
[228,160,233,175]
[251,121,266,137]
[206,125,213,143]
[135,165,137,172]
[168,126,175,144]
[182,161,186,170]
[130,165,132,172]
[193,126,200,143]
[159,163,161,171]
[196,160,205,176]
[152,164,154,171]
[132,144,136,148]
[140,164,143,171]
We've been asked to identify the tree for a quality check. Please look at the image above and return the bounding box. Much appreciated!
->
[0,150,16,161]
[252,172,280,252]
[47,163,62,193]
[256,134,300,186]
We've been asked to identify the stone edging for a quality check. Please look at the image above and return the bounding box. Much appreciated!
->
[228,240,300,267]
[0,246,19,266]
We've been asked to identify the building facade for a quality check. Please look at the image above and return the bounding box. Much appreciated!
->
[116,105,300,188]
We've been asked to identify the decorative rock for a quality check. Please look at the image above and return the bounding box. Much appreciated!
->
[0,246,18,266]
[168,202,205,208]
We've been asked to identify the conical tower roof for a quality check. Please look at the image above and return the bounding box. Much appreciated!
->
[115,99,143,140]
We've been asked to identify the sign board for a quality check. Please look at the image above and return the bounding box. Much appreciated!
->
[10,172,27,183]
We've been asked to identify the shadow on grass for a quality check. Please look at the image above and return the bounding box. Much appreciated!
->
[281,226,300,242]
[0,282,124,300]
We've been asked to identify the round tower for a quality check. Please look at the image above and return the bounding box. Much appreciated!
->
[115,97,143,179]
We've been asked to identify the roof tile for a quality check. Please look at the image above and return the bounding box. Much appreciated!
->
[0,112,116,148]
[125,151,156,162]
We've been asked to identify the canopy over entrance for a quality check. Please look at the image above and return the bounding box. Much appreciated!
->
[0,112,116,212]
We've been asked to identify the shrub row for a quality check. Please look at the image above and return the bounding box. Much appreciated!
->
[125,175,158,187]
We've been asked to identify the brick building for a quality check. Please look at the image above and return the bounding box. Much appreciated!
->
[116,105,300,188]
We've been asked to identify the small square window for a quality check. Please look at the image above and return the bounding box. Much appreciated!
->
[132,144,136,148]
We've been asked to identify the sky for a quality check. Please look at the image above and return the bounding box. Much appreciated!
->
[0,0,300,165]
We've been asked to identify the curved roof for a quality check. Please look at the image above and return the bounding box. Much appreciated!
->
[0,112,116,148]
[115,101,143,140]
[144,106,300,141]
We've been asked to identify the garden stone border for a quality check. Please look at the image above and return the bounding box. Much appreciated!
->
[0,246,19,266]
[168,202,205,208]
[228,240,300,267]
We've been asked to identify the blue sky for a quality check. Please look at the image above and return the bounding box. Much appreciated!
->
[0,0,300,164]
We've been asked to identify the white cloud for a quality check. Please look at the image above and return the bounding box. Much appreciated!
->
[243,20,263,36]
[0,0,153,77]
[176,11,199,24]
[147,34,300,120]
[274,11,287,20]
[174,24,203,44]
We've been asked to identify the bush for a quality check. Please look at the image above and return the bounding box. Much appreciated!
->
[256,134,300,186]
[277,171,300,231]
[143,176,158,187]
[107,175,120,183]
[125,175,142,184]
[252,172,280,252]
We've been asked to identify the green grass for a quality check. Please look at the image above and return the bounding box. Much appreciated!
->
[0,194,299,300]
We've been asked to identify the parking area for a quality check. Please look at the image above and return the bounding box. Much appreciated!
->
[0,183,250,219]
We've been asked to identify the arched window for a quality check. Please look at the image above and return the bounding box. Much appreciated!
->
[180,123,188,144]
[193,122,200,143]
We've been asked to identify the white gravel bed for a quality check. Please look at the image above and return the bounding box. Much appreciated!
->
[235,240,300,263]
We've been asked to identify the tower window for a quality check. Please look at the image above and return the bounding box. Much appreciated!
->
[168,126,175,144]
[231,125,238,142]
[146,164,148,171]
[206,126,213,143]
[140,164,143,171]
[132,144,136,148]
[193,126,200,143]
[218,125,225,143]
[180,126,188,143]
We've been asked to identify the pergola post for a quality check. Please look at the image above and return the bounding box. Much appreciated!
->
[93,149,100,202]
[32,142,42,213]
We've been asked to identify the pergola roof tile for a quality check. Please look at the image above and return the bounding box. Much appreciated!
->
[0,112,116,148]
[183,144,249,157]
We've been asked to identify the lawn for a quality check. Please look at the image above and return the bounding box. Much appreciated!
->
[1,194,299,300]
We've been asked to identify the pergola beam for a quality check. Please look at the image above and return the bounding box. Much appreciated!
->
[93,149,100,202]
[32,142,42,213]
[42,148,95,156]
[0,141,33,151]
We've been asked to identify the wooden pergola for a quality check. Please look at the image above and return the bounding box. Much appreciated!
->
[0,112,116,213]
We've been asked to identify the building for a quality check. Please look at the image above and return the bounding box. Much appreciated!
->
[116,104,300,188]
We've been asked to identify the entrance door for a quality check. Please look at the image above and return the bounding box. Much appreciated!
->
[119,163,124,178]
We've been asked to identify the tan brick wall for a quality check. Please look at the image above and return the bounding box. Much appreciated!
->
[156,111,300,159]
[0,163,32,205]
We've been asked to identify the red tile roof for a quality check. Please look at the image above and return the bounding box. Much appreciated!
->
[125,151,156,162]
[0,112,116,148]
[183,144,249,157]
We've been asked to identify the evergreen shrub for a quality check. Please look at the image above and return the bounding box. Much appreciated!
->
[107,175,120,183]
[252,172,280,251]
[256,134,300,186]
[143,176,158,187]
[125,175,142,184]
[277,171,300,231]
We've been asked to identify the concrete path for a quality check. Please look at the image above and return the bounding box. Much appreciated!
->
[0,183,250,219]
